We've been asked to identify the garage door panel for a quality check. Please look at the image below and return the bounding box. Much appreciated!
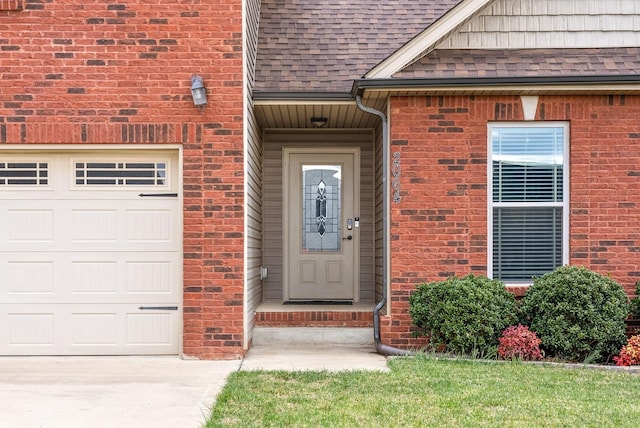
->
[0,304,179,355]
[1,202,178,252]
[5,312,54,347]
[0,150,181,356]
[6,209,54,242]
[2,253,180,304]
[6,260,55,295]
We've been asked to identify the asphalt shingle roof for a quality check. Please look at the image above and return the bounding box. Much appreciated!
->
[394,48,640,79]
[255,0,463,94]
[255,1,640,95]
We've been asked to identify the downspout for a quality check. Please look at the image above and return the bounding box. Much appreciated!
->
[355,95,412,357]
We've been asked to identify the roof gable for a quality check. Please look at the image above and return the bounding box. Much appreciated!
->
[394,0,640,79]
[365,0,493,78]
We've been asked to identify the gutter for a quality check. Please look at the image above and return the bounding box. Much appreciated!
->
[355,95,412,357]
[253,75,640,104]
[253,91,353,101]
[353,74,640,93]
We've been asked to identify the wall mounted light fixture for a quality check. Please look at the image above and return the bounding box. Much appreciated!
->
[190,75,207,107]
[310,117,328,128]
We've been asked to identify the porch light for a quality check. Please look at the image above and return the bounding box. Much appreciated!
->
[190,75,207,107]
[310,117,328,128]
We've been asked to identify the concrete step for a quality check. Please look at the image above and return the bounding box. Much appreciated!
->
[252,326,374,347]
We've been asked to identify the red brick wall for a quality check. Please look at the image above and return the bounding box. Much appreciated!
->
[385,94,640,350]
[0,1,245,359]
[0,0,22,11]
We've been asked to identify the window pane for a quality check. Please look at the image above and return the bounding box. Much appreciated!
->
[0,162,48,186]
[493,207,563,281]
[74,161,167,186]
[492,127,564,202]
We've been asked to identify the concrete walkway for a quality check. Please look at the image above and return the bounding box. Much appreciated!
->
[0,346,388,428]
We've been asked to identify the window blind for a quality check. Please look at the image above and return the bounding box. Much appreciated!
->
[491,126,565,281]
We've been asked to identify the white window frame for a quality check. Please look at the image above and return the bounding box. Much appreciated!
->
[0,157,53,190]
[487,122,570,286]
[70,156,173,190]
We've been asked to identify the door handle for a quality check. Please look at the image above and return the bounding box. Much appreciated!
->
[342,235,353,240]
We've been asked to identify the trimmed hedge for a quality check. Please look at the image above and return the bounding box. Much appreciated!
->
[520,266,629,363]
[409,274,518,356]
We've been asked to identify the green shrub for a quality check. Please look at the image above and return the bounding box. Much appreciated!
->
[409,274,518,356]
[520,266,629,363]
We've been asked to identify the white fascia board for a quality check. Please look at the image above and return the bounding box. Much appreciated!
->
[365,0,494,79]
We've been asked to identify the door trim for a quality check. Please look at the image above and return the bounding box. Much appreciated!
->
[282,147,361,302]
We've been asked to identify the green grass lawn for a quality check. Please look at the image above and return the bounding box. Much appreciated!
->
[205,356,640,427]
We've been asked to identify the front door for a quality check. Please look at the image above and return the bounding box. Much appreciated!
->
[283,148,360,301]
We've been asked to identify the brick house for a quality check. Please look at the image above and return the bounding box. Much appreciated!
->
[2,0,640,359]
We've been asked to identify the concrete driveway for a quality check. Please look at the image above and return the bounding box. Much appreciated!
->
[0,357,241,428]
[0,347,388,428]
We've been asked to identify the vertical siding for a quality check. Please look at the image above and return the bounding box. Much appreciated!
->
[244,0,263,348]
[262,130,375,303]
[440,0,640,49]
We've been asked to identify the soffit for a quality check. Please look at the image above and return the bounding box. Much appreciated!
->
[253,93,387,130]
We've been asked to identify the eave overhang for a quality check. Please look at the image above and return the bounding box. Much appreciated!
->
[252,75,640,129]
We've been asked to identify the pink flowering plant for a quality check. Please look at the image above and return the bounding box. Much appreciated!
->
[497,325,543,361]
[613,335,640,366]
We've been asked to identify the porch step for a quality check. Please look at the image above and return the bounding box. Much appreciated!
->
[253,303,375,328]
[252,327,374,347]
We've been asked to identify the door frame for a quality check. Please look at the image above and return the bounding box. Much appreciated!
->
[282,146,361,302]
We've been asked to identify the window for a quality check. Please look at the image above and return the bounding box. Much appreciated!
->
[74,161,167,186]
[488,123,568,283]
[0,162,48,186]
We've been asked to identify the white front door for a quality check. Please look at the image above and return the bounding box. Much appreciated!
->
[0,150,181,355]
[284,148,360,301]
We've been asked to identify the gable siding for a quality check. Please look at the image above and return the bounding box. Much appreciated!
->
[439,0,640,49]
[244,0,263,349]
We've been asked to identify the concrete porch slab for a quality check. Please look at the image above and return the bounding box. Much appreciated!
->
[241,345,390,372]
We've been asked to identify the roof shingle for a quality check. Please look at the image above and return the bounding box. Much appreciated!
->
[394,48,640,79]
[255,0,462,93]
[255,1,640,95]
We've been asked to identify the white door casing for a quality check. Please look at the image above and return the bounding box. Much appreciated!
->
[0,149,182,355]
[283,147,360,301]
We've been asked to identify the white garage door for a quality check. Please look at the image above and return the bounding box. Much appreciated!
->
[0,150,182,355]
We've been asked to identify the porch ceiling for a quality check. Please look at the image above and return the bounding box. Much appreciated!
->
[253,93,387,130]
